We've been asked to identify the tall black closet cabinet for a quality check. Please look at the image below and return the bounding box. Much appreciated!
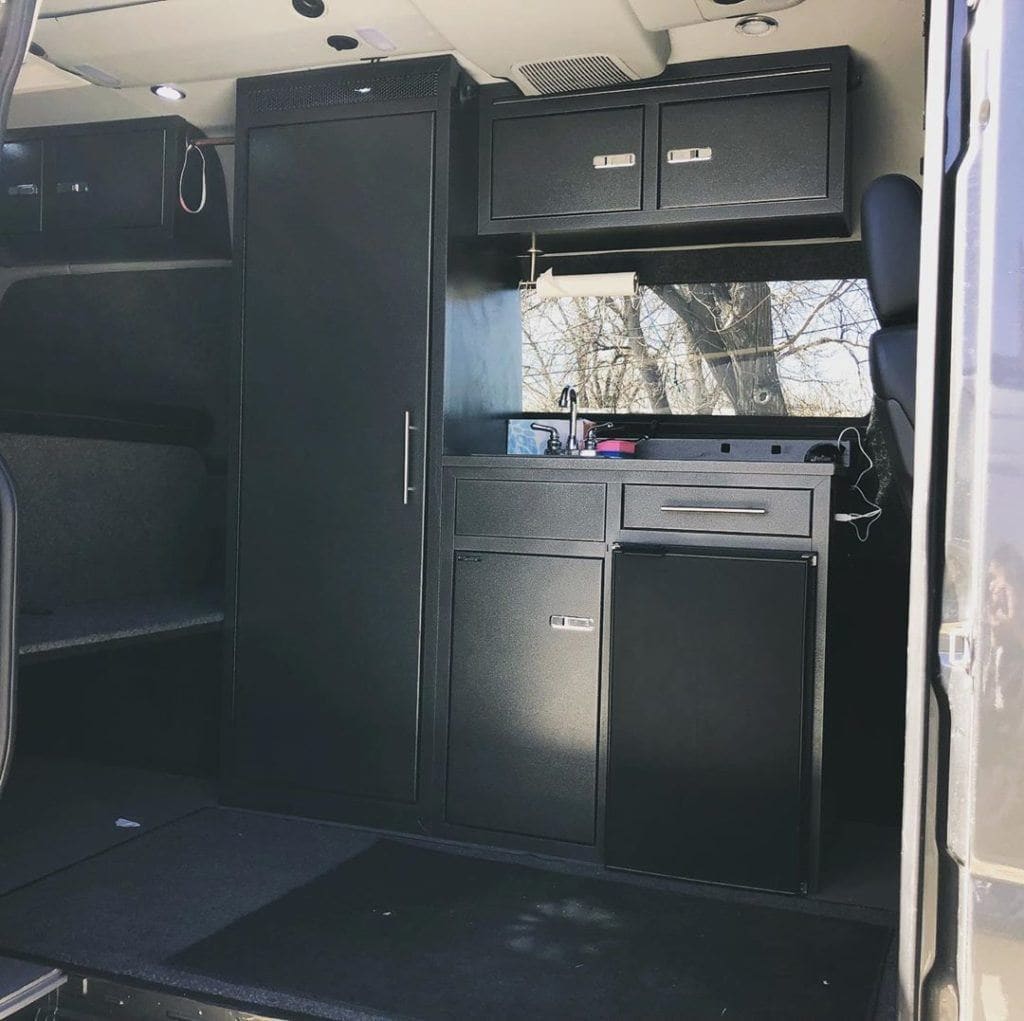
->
[226,58,477,826]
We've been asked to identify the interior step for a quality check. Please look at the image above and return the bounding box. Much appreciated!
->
[0,957,64,1020]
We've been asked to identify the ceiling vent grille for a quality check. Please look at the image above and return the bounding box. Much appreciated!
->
[513,54,634,95]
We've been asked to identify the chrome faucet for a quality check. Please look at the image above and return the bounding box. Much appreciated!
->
[559,385,580,455]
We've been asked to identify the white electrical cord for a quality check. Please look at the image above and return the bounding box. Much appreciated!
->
[179,141,207,215]
[834,426,883,542]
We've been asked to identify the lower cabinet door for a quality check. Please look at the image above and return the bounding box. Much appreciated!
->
[446,552,602,844]
[606,546,815,892]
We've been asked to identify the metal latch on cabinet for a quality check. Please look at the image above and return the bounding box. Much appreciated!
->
[592,153,636,169]
[667,147,713,164]
[550,615,595,633]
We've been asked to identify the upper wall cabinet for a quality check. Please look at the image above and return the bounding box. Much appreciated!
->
[479,47,851,243]
[0,116,230,264]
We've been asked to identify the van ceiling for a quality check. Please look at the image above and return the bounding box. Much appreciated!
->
[8,0,924,209]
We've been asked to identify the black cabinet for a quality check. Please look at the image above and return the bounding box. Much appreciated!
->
[228,58,468,822]
[0,117,229,263]
[446,552,602,843]
[657,89,830,210]
[232,113,433,805]
[479,47,850,242]
[0,140,42,234]
[606,546,815,892]
[490,107,643,219]
[46,129,166,231]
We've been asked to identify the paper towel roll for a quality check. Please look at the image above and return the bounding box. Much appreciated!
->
[535,269,638,299]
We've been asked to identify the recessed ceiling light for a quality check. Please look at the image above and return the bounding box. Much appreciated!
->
[151,84,186,101]
[735,15,778,37]
[356,26,398,53]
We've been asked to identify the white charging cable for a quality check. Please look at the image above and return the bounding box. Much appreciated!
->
[834,426,883,542]
[179,141,207,215]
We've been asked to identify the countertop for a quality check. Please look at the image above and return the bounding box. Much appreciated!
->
[442,455,837,477]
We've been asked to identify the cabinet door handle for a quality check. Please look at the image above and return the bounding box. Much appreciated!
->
[55,181,90,194]
[659,505,767,515]
[6,183,38,197]
[592,153,636,170]
[402,410,417,506]
[550,615,595,632]
[667,147,713,165]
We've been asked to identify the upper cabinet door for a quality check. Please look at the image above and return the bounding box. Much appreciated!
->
[45,129,166,231]
[0,141,42,234]
[658,89,831,211]
[489,107,644,220]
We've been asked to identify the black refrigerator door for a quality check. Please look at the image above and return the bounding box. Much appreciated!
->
[606,546,815,892]
[232,112,434,804]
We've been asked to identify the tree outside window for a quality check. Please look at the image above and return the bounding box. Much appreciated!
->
[522,279,877,418]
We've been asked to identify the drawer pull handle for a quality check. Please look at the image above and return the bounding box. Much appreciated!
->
[7,183,38,197]
[667,147,713,165]
[592,153,636,170]
[550,615,595,633]
[659,505,767,515]
[56,181,90,194]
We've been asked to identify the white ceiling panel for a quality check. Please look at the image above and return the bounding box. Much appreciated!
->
[32,0,450,88]
[14,53,91,94]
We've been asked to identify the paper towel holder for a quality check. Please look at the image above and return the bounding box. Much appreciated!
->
[519,233,640,302]
[519,233,543,293]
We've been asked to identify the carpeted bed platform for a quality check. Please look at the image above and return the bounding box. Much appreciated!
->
[0,806,894,1020]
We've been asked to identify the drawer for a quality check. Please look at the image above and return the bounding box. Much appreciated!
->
[490,107,644,220]
[622,484,812,538]
[658,89,830,210]
[456,479,606,541]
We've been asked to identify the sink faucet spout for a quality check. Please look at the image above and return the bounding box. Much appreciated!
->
[558,386,580,454]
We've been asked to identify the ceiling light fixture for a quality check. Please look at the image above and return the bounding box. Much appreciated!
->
[151,83,186,101]
[356,26,398,53]
[735,15,778,36]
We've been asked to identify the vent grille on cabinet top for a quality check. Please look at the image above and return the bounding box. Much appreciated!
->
[514,54,634,96]
[249,70,441,114]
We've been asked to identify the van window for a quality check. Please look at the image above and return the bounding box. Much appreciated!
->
[522,279,877,418]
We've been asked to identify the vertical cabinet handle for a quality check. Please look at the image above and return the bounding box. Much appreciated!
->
[403,410,417,506]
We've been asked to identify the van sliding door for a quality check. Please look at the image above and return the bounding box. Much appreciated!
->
[903,0,1024,1015]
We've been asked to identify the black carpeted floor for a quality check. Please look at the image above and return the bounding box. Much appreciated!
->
[0,808,380,1020]
[174,840,893,1021]
[0,755,214,895]
[0,804,893,1021]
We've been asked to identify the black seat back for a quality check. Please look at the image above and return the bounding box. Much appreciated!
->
[861,174,922,507]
